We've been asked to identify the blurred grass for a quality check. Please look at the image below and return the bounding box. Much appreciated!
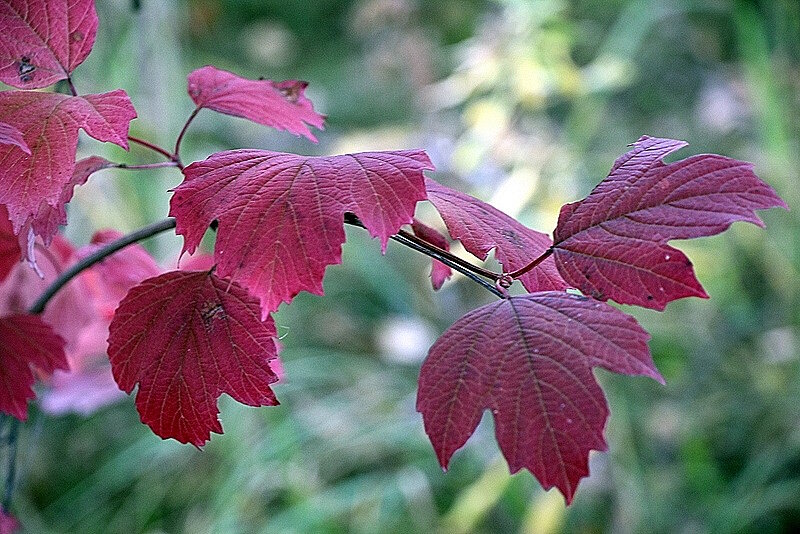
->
[9,0,800,532]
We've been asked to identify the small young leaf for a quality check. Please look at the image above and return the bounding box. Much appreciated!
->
[0,206,20,281]
[0,314,67,420]
[107,270,280,446]
[424,178,567,292]
[0,90,136,233]
[0,0,98,89]
[171,149,432,315]
[0,121,29,154]
[411,219,452,290]
[187,66,325,142]
[552,136,788,310]
[417,292,662,503]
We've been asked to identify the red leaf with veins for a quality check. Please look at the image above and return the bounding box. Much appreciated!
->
[170,149,432,316]
[417,292,662,503]
[0,0,98,89]
[411,219,452,290]
[0,90,136,232]
[0,206,20,281]
[552,136,787,310]
[107,270,280,446]
[0,314,67,420]
[424,178,567,292]
[187,66,325,142]
[0,121,29,154]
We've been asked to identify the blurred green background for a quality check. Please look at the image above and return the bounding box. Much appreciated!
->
[10,0,800,532]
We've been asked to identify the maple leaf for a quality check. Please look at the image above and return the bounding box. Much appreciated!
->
[424,178,567,292]
[107,270,280,446]
[0,0,98,89]
[24,156,113,248]
[411,219,452,290]
[552,136,788,310]
[0,90,136,233]
[417,292,662,503]
[0,509,19,534]
[0,313,67,420]
[186,66,325,142]
[0,121,29,154]
[0,206,20,282]
[170,149,433,315]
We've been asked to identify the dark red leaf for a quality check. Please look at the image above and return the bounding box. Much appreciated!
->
[0,206,20,281]
[424,178,567,292]
[417,292,662,503]
[0,0,98,89]
[0,90,136,233]
[411,219,452,290]
[0,313,67,420]
[187,66,325,142]
[170,149,432,315]
[107,270,280,446]
[0,121,29,154]
[553,136,788,310]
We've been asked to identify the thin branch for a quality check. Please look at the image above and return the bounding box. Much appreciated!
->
[1,417,19,512]
[127,135,175,162]
[116,161,180,171]
[343,214,504,298]
[28,218,177,315]
[66,77,78,96]
[173,108,199,166]
[506,247,554,279]
[396,228,500,281]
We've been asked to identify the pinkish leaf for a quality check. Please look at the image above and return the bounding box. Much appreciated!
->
[0,121,29,154]
[0,313,67,420]
[186,66,325,142]
[0,0,98,89]
[0,90,136,233]
[170,149,432,315]
[411,219,452,290]
[424,178,567,292]
[0,206,20,281]
[26,156,113,247]
[0,510,19,534]
[417,292,662,503]
[552,136,788,310]
[107,270,280,446]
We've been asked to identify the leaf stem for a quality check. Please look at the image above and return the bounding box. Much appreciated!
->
[28,218,177,315]
[115,161,180,170]
[506,247,554,279]
[343,214,505,298]
[173,108,200,166]
[1,418,18,512]
[66,76,78,97]
[127,135,176,162]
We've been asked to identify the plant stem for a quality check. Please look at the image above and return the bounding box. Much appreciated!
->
[127,136,176,162]
[116,161,180,170]
[28,218,177,315]
[66,77,78,96]
[343,214,505,298]
[173,108,199,165]
[1,418,18,512]
[506,247,554,279]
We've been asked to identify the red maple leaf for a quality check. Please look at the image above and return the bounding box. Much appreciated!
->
[107,270,280,446]
[186,66,325,142]
[417,292,663,503]
[411,219,452,290]
[170,149,433,315]
[0,90,136,233]
[424,178,567,292]
[553,136,787,310]
[0,0,98,89]
[0,313,67,420]
[0,206,20,281]
[0,121,29,154]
